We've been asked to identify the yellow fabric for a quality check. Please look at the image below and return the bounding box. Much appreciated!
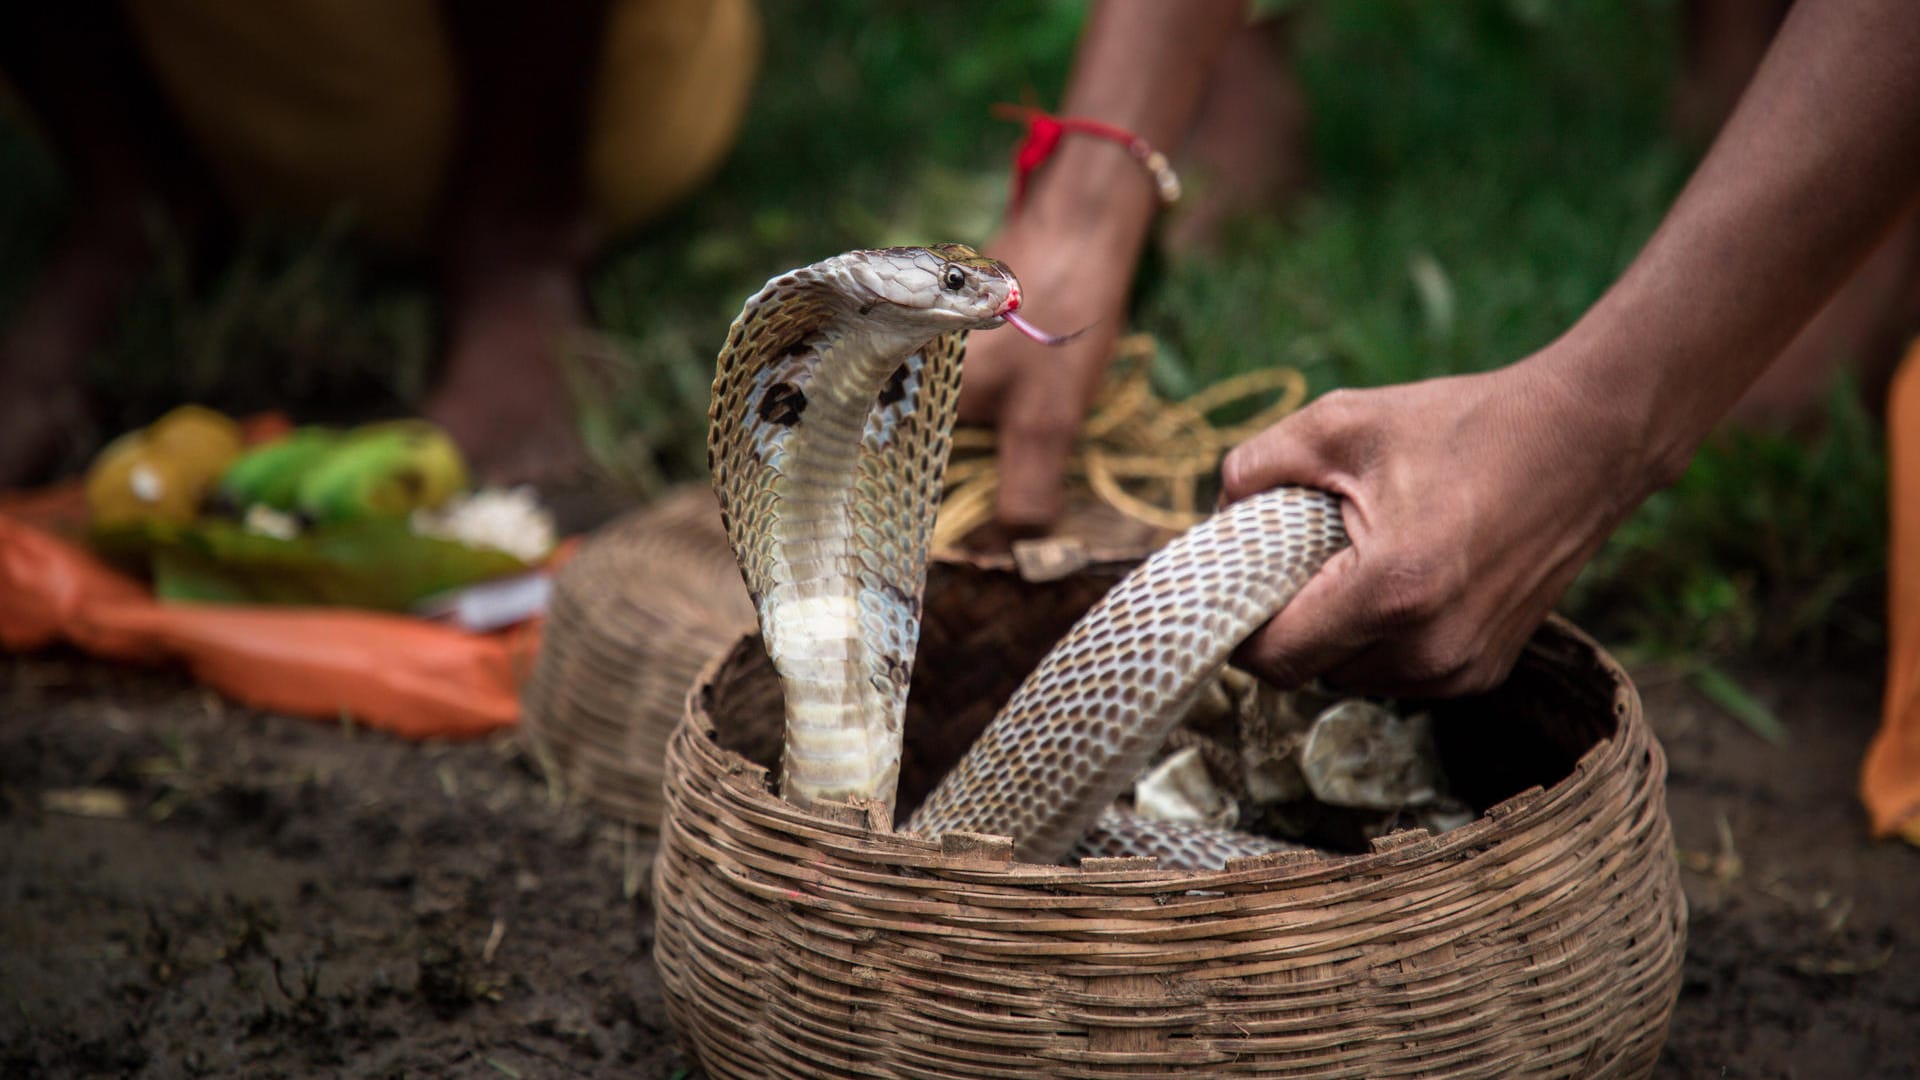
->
[589,0,761,233]
[1866,338,1920,844]
[123,0,760,251]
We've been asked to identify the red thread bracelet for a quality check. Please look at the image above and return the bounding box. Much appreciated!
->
[993,104,1182,214]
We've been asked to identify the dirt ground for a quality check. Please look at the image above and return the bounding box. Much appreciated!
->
[3,644,1916,1079]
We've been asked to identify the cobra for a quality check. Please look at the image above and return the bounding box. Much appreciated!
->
[707,245,1349,867]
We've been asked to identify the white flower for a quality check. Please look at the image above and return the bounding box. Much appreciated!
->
[410,486,557,563]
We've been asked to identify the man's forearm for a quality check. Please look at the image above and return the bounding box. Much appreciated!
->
[1014,0,1244,255]
[1551,0,1920,483]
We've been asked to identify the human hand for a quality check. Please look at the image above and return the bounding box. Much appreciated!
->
[960,232,1131,529]
[1221,359,1665,697]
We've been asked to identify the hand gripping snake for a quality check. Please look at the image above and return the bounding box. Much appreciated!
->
[708,245,1349,867]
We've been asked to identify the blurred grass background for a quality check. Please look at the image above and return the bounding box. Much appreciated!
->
[0,0,1889,675]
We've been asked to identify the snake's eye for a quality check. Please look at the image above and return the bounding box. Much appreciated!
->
[943,266,966,292]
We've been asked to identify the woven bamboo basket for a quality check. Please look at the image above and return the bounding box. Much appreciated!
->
[520,487,755,826]
[654,559,1687,1079]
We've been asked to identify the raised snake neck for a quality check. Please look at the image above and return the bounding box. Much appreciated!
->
[709,245,1008,818]
[709,246,1350,866]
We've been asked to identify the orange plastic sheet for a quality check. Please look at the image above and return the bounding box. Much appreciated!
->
[0,485,542,739]
[1866,341,1920,844]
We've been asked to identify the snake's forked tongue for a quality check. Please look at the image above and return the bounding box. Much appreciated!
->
[1004,311,1091,348]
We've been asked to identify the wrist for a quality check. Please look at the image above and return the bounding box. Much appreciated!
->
[1516,328,1705,504]
[1008,135,1163,256]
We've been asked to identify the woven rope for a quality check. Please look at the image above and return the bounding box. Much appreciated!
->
[653,562,1686,1079]
[933,334,1306,546]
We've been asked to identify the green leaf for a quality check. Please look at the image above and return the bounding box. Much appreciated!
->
[93,518,531,612]
[1690,664,1790,747]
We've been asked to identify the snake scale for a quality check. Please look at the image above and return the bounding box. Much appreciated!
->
[708,245,1349,867]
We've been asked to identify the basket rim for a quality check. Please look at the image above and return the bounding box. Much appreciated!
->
[672,611,1651,891]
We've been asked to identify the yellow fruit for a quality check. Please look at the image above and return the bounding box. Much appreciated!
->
[146,405,244,487]
[85,436,202,526]
[84,405,243,526]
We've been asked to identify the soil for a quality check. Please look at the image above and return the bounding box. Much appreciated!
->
[3,645,1916,1079]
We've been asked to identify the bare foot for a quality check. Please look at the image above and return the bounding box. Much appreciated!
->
[0,381,90,490]
[1161,18,1312,255]
[0,204,154,487]
[426,265,591,488]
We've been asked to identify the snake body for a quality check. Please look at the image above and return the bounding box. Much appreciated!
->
[908,488,1345,863]
[709,245,997,818]
[709,246,1348,865]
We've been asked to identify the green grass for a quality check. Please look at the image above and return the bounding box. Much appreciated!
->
[0,0,1888,664]
[1143,2,1687,393]
[1576,381,1888,662]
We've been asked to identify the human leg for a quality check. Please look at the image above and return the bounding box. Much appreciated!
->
[0,1,218,486]
[425,1,612,486]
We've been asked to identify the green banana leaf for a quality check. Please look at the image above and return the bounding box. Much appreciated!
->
[90,518,534,612]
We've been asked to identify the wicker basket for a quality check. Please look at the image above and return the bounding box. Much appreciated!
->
[654,559,1686,1079]
[520,488,754,826]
